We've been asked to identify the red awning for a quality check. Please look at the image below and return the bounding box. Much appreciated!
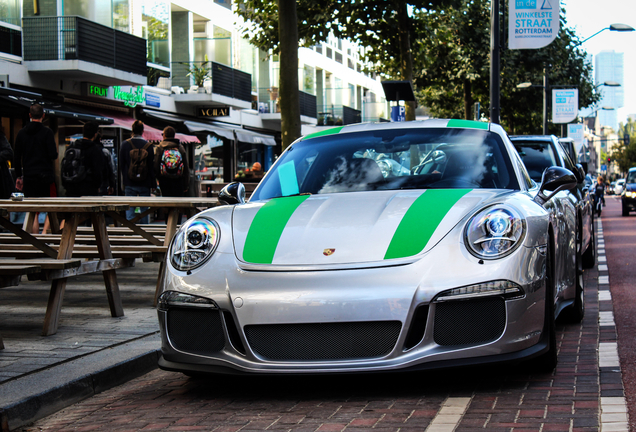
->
[98,111,200,143]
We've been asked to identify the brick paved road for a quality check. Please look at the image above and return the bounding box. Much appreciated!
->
[18,243,610,432]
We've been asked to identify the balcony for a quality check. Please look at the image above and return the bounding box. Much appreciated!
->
[258,90,317,124]
[172,61,253,110]
[22,16,147,86]
[317,105,362,126]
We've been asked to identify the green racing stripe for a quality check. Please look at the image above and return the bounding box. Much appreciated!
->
[243,195,310,264]
[384,189,471,260]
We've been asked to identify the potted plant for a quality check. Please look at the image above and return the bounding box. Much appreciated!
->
[186,55,211,92]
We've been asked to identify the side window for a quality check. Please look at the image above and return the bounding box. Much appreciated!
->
[556,142,576,173]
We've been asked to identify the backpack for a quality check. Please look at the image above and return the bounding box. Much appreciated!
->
[158,147,185,179]
[127,139,152,182]
[61,144,87,186]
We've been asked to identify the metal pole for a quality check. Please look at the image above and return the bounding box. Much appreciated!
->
[543,66,549,135]
[490,0,500,124]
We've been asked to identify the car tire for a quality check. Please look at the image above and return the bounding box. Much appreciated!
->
[582,219,595,269]
[564,230,585,322]
[622,204,629,217]
[534,244,558,373]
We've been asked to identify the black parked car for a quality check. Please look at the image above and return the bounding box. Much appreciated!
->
[510,135,596,268]
[621,167,636,216]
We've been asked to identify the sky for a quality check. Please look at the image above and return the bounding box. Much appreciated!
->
[562,0,636,126]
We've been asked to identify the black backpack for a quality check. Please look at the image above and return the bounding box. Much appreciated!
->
[61,144,87,186]
[127,139,152,182]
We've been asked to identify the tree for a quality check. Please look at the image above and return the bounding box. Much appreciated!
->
[235,0,457,145]
[413,0,598,134]
[614,118,636,173]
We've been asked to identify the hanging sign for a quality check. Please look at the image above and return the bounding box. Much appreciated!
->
[552,89,578,124]
[509,0,560,50]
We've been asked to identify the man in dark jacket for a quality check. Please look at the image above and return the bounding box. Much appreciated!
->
[119,120,155,224]
[14,104,58,198]
[63,121,105,197]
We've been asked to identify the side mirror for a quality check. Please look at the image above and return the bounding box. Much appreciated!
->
[534,166,577,205]
[218,182,246,205]
[574,164,586,184]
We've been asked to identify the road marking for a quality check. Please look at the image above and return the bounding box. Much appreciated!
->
[425,396,472,432]
[596,221,629,432]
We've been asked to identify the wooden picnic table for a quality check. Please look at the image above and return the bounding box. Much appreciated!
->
[0,200,129,336]
[4,196,220,307]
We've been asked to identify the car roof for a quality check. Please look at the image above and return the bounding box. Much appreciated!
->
[509,135,558,142]
[301,119,494,141]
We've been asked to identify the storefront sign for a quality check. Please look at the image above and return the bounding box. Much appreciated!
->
[145,93,161,108]
[197,106,230,117]
[82,82,109,98]
[508,0,560,50]
[114,86,146,107]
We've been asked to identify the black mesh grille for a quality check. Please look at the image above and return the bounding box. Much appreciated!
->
[167,308,225,355]
[404,305,429,350]
[244,321,402,361]
[433,298,506,346]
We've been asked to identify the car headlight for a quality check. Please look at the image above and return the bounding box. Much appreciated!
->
[465,206,525,259]
[626,191,636,198]
[157,291,218,311]
[170,217,220,271]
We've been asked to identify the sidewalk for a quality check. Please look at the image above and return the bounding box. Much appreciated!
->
[0,261,162,432]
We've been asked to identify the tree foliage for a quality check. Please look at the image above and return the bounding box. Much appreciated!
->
[413,0,599,135]
[614,118,636,174]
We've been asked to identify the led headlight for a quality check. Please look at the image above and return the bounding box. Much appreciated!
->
[465,206,525,259]
[170,217,220,271]
[157,291,218,310]
[434,280,525,302]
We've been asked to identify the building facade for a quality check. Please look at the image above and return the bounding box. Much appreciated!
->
[594,50,624,132]
[0,0,388,194]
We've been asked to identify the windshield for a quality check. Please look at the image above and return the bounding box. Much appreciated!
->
[250,128,519,201]
[627,171,636,184]
[512,141,558,183]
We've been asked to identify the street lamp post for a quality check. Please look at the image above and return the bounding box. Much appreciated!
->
[492,21,634,128]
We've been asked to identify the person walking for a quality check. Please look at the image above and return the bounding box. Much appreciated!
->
[154,126,189,197]
[14,104,58,197]
[119,120,155,224]
[94,131,116,195]
[61,121,105,197]
[13,104,58,232]
[0,125,15,199]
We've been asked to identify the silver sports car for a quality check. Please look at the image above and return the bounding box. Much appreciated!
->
[157,119,584,375]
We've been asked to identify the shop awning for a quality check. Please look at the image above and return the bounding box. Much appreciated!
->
[96,110,199,143]
[182,120,276,146]
[0,95,114,124]
[143,109,277,146]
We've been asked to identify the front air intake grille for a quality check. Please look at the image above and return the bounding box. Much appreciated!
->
[433,297,506,346]
[167,308,225,355]
[244,321,402,361]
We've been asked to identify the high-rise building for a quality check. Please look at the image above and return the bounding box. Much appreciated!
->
[595,50,624,131]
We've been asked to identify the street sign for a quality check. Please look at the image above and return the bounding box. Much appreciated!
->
[601,164,607,172]
[508,0,560,49]
[552,89,578,123]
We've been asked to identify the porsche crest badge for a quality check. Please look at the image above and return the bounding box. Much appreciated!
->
[323,248,336,256]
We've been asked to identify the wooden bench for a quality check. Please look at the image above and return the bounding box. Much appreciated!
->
[0,264,42,288]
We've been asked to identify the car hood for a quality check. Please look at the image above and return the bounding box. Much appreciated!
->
[232,189,508,267]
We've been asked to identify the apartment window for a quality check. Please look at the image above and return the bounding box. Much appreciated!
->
[335,52,342,64]
[214,0,232,9]
[315,45,322,55]
[326,47,332,59]
[347,58,354,69]
[113,0,130,32]
[141,0,170,67]
[63,0,113,27]
[0,0,20,26]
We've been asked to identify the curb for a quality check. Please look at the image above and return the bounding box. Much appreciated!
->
[0,334,161,432]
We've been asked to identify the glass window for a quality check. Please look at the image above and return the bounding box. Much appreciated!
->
[0,0,20,26]
[63,0,112,27]
[512,140,558,183]
[250,128,519,201]
[303,65,314,93]
[113,0,129,32]
[141,0,169,67]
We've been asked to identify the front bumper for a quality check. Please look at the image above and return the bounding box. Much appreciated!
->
[622,193,636,212]
[156,244,547,375]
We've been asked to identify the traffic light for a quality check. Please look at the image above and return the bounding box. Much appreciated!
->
[607,157,611,163]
